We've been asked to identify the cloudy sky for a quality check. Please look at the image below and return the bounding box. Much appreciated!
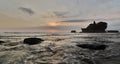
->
[0,0,120,32]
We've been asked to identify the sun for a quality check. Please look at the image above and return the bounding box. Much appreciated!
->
[48,21,59,27]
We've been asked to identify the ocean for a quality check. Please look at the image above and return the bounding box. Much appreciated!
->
[0,32,120,64]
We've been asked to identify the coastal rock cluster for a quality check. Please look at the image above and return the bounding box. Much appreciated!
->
[71,21,119,33]
[82,21,107,33]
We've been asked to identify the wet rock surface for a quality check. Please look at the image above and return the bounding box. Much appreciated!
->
[0,41,5,45]
[23,38,44,45]
[76,44,108,50]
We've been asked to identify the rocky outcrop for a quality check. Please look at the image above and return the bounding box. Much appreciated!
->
[76,44,108,50]
[81,21,107,33]
[23,38,44,45]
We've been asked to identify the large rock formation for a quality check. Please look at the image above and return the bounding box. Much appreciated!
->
[81,21,107,33]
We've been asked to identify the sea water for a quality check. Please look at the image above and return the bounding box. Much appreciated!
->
[0,32,120,64]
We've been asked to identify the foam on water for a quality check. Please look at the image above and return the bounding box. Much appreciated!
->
[0,32,120,64]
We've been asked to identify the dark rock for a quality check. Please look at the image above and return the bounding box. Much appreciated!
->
[0,41,5,44]
[81,21,107,33]
[23,38,44,45]
[107,30,119,33]
[71,30,77,33]
[76,44,108,50]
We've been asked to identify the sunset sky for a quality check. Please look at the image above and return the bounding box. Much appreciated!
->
[0,0,120,32]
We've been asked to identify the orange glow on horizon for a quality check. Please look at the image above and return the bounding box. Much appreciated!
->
[48,21,59,27]
[46,18,61,27]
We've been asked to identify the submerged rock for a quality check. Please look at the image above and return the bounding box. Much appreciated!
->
[76,44,108,50]
[23,38,44,45]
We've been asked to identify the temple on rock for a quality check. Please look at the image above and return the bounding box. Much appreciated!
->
[81,21,107,33]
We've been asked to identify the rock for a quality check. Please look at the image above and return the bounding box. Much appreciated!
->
[0,41,5,45]
[81,21,107,33]
[71,30,77,33]
[107,30,119,33]
[96,22,107,30]
[76,44,108,50]
[23,38,44,45]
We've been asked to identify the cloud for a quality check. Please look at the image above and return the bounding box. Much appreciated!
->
[53,11,81,18]
[22,25,82,31]
[62,19,89,22]
[41,11,70,18]
[61,19,97,23]
[41,11,80,19]
[95,0,113,4]
[53,11,69,18]
[62,18,120,23]
[19,7,34,15]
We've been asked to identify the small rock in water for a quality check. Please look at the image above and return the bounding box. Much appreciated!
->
[0,41,5,45]
[23,38,44,45]
[71,30,77,33]
[76,44,108,50]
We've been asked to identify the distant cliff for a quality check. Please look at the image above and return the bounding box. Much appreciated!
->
[81,21,107,33]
